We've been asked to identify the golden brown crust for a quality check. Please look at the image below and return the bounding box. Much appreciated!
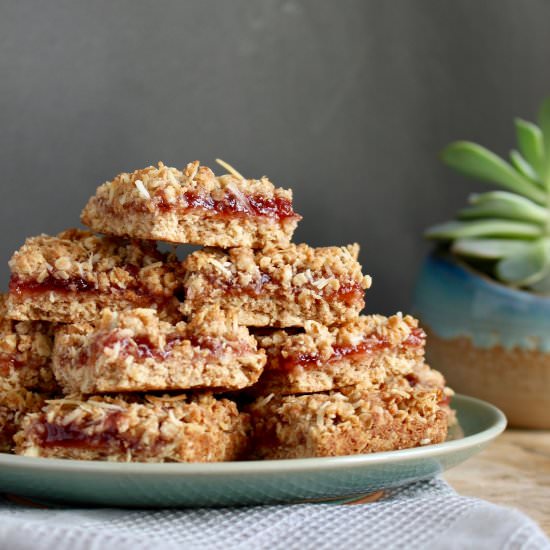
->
[15,393,250,462]
[81,161,301,248]
[251,314,425,395]
[0,296,57,393]
[182,244,371,327]
[7,229,181,323]
[248,370,450,459]
[52,307,266,394]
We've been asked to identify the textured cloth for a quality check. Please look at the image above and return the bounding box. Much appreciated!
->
[0,479,547,550]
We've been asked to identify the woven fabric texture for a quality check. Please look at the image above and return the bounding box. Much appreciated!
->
[0,478,548,550]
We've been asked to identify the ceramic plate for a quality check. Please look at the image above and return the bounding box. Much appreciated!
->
[0,394,505,508]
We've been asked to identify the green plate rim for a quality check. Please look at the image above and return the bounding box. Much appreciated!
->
[0,394,506,475]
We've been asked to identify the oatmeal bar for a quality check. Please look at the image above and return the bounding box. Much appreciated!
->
[182,244,371,327]
[248,369,451,459]
[251,314,425,395]
[52,307,266,394]
[81,161,301,249]
[0,296,57,392]
[7,229,180,323]
[15,393,250,462]
[0,379,46,452]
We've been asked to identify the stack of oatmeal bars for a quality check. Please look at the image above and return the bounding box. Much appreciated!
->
[0,160,453,462]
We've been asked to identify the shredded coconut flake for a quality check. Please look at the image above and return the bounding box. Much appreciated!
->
[316,402,331,427]
[216,158,245,180]
[225,181,252,213]
[45,398,124,411]
[60,408,84,425]
[311,278,331,290]
[207,258,233,278]
[255,393,275,408]
[134,179,151,200]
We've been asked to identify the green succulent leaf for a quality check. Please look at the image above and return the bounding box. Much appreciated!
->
[514,118,544,178]
[425,219,542,240]
[441,141,546,204]
[509,150,541,184]
[451,238,532,259]
[460,191,547,224]
[537,97,550,187]
[495,238,550,285]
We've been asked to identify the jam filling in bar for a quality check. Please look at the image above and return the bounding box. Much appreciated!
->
[0,295,57,393]
[182,243,371,327]
[251,313,426,395]
[15,393,250,462]
[52,307,266,394]
[7,229,180,323]
[81,161,302,249]
[248,366,452,460]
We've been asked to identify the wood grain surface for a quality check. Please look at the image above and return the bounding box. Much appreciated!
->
[444,430,550,535]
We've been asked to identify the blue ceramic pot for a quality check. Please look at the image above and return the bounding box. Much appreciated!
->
[413,253,550,428]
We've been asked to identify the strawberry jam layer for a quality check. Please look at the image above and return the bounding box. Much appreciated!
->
[101,190,301,222]
[10,275,97,294]
[34,411,131,451]
[277,328,425,371]
[157,191,301,221]
[323,281,365,307]
[9,273,166,299]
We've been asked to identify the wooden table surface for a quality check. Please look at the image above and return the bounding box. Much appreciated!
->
[444,430,550,536]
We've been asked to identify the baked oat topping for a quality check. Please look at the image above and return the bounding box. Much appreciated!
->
[182,243,371,327]
[84,161,300,220]
[247,314,427,396]
[15,393,250,462]
[81,161,301,248]
[7,229,181,322]
[248,370,450,459]
[52,308,266,394]
[9,229,177,293]
[257,314,424,371]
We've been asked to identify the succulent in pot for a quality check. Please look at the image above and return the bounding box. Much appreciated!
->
[413,98,550,428]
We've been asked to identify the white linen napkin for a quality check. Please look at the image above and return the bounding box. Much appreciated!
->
[0,478,547,550]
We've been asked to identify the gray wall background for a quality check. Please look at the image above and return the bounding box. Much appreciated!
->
[2,0,550,314]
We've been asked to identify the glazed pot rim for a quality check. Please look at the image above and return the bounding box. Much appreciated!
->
[430,251,550,303]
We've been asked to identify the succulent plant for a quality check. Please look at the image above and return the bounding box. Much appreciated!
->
[426,97,550,293]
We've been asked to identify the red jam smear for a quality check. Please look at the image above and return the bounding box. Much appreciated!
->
[154,191,301,222]
[322,281,365,306]
[278,328,425,371]
[9,272,170,303]
[9,275,97,294]
[36,411,128,450]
